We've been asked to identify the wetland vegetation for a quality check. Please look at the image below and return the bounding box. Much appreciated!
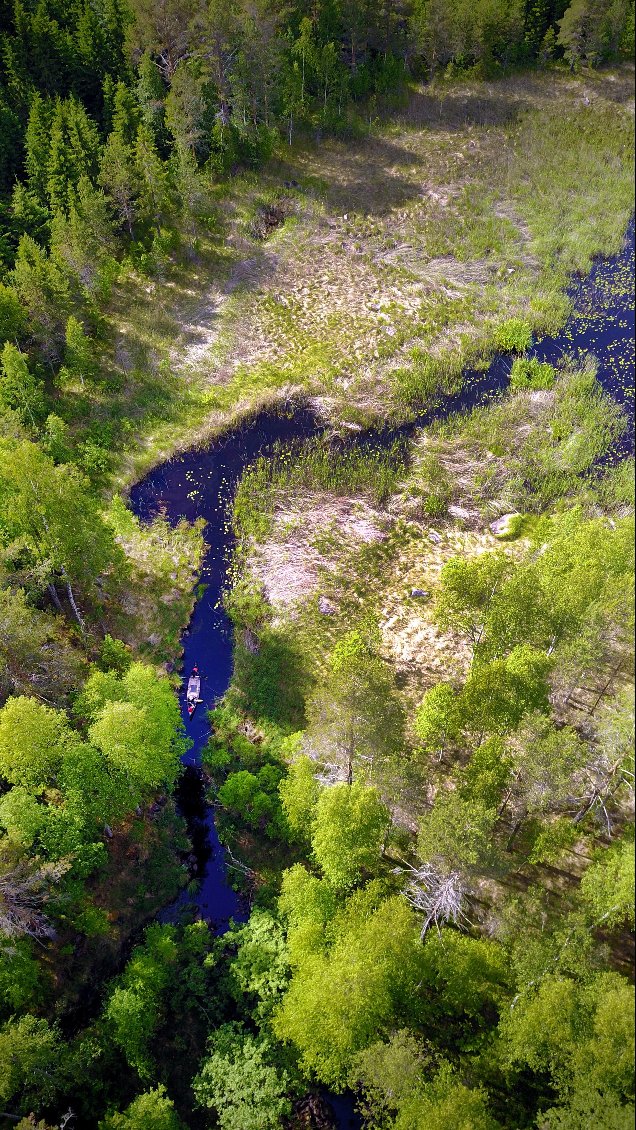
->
[0,1,634,1127]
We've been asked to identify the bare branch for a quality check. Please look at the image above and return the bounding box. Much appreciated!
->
[395,861,470,937]
[0,857,71,941]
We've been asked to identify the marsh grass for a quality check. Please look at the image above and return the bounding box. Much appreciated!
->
[233,437,409,541]
[407,361,628,516]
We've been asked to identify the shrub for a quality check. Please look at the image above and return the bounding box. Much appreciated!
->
[494,318,532,354]
[510,357,556,391]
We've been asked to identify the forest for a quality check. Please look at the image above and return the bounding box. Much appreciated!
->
[0,0,634,1127]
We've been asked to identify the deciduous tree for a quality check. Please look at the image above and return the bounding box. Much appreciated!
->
[311,781,389,889]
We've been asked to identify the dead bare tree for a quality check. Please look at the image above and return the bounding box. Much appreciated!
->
[0,857,71,942]
[394,861,470,937]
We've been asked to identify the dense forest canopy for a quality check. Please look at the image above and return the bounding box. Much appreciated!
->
[0,0,634,1127]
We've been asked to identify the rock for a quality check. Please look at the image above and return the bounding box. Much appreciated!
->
[428,529,443,545]
[489,513,518,538]
[448,504,470,520]
[411,588,430,599]
[318,595,337,615]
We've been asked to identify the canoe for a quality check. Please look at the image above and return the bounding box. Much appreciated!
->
[186,672,202,716]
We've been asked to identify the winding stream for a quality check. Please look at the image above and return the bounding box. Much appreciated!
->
[129,221,633,1127]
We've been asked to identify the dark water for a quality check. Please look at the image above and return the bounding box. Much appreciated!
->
[129,221,633,1130]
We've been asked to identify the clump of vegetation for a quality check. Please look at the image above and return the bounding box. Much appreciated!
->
[494,318,533,354]
[509,357,556,390]
[233,437,408,542]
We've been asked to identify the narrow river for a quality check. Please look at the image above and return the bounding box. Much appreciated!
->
[129,220,634,1127]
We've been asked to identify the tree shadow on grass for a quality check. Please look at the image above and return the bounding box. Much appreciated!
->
[397,88,528,131]
[277,133,429,215]
[232,627,314,730]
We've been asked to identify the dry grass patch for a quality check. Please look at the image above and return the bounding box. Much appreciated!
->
[378,526,498,697]
[246,492,391,614]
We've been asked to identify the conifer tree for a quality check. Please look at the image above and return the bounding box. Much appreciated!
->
[24,95,54,206]
[99,132,140,236]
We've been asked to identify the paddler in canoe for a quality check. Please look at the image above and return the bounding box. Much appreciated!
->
[186,665,202,717]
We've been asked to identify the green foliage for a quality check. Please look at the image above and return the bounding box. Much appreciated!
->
[415,683,463,753]
[218,765,285,837]
[538,1085,634,1130]
[509,357,556,391]
[0,786,48,848]
[422,930,510,1020]
[232,623,310,729]
[64,316,97,382]
[436,552,513,650]
[527,817,578,865]
[0,696,69,789]
[557,0,631,67]
[459,738,511,809]
[99,1087,183,1130]
[579,837,635,929]
[104,923,180,1077]
[0,343,46,426]
[10,235,72,360]
[98,634,133,675]
[103,919,220,1084]
[278,754,321,844]
[228,910,290,1020]
[193,1022,291,1130]
[499,972,635,1107]
[494,319,532,354]
[418,791,498,874]
[461,646,553,734]
[0,1015,66,1114]
[350,1029,428,1127]
[393,1061,499,1130]
[306,627,406,784]
[445,367,628,513]
[0,940,44,1016]
[312,782,389,889]
[273,890,423,1088]
[508,714,587,817]
[79,663,187,792]
[0,282,25,341]
[436,508,634,665]
[0,437,124,616]
[278,864,338,964]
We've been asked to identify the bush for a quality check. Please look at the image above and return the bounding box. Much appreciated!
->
[510,357,556,391]
[494,318,532,354]
[218,766,286,838]
[392,351,463,409]
[98,635,132,675]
